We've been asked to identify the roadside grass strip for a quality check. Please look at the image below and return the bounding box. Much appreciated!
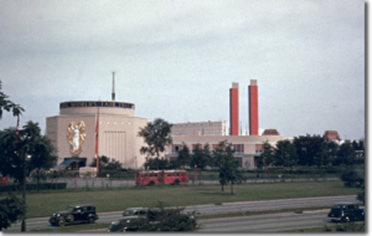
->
[9,181,360,218]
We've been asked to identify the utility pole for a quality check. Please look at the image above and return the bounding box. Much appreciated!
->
[16,116,26,232]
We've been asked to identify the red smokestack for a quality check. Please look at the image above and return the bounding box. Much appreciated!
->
[230,82,239,136]
[249,80,259,135]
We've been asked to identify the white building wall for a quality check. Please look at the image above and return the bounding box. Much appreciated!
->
[46,101,147,169]
[171,121,228,137]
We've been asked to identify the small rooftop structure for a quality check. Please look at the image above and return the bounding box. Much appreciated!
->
[323,130,341,141]
[262,129,280,136]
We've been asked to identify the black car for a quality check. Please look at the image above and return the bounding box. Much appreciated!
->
[122,207,148,217]
[107,216,146,232]
[49,204,99,226]
[108,208,197,232]
[328,202,364,222]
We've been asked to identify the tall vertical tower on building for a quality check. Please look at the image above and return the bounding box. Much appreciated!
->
[111,71,116,101]
[249,80,259,135]
[230,82,239,136]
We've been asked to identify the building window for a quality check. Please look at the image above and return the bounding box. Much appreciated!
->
[172,145,182,154]
[233,144,244,154]
[255,144,263,154]
[212,144,220,151]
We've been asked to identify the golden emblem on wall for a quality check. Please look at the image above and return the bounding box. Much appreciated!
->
[67,121,86,156]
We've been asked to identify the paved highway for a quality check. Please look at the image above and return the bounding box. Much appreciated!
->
[3,195,358,233]
[197,209,331,232]
[182,195,357,216]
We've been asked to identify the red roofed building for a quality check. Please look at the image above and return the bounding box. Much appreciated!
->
[323,130,341,144]
[262,129,280,136]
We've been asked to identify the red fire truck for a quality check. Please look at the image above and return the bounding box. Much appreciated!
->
[135,170,188,186]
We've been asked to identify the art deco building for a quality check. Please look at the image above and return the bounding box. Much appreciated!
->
[46,101,147,169]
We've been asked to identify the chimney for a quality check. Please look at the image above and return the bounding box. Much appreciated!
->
[230,82,239,136]
[249,80,259,135]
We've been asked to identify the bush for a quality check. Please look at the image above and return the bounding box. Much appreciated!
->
[98,170,135,179]
[0,183,67,192]
[0,193,25,230]
[341,170,363,187]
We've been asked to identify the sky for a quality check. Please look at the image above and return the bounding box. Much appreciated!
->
[0,0,365,140]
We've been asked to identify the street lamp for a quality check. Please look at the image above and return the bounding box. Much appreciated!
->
[19,153,31,232]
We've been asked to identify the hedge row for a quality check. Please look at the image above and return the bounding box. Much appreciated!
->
[0,182,67,192]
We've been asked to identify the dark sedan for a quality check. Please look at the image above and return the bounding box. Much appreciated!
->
[49,204,98,226]
[328,202,364,222]
[107,216,144,232]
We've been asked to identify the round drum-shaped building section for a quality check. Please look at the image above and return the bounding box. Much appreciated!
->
[46,101,147,170]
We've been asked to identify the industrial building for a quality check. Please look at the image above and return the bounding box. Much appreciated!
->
[165,80,293,170]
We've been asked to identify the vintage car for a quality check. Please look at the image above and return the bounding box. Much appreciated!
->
[49,204,99,226]
[107,216,146,232]
[109,208,197,232]
[122,207,149,217]
[327,202,364,222]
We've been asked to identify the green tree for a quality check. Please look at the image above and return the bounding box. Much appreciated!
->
[22,121,57,192]
[352,139,364,164]
[294,135,329,167]
[176,143,191,169]
[325,141,339,166]
[257,141,274,169]
[106,159,122,171]
[90,155,123,172]
[0,128,21,181]
[352,139,364,152]
[0,122,56,231]
[213,141,245,194]
[334,141,357,166]
[143,157,170,170]
[0,80,26,231]
[273,140,298,167]
[340,169,363,188]
[138,118,173,159]
[0,193,25,231]
[201,144,212,169]
[191,143,212,170]
[357,178,365,205]
[0,127,27,231]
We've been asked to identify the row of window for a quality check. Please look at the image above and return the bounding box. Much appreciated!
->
[138,173,187,178]
[171,143,265,154]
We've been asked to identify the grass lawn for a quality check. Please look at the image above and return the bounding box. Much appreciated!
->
[21,181,359,218]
